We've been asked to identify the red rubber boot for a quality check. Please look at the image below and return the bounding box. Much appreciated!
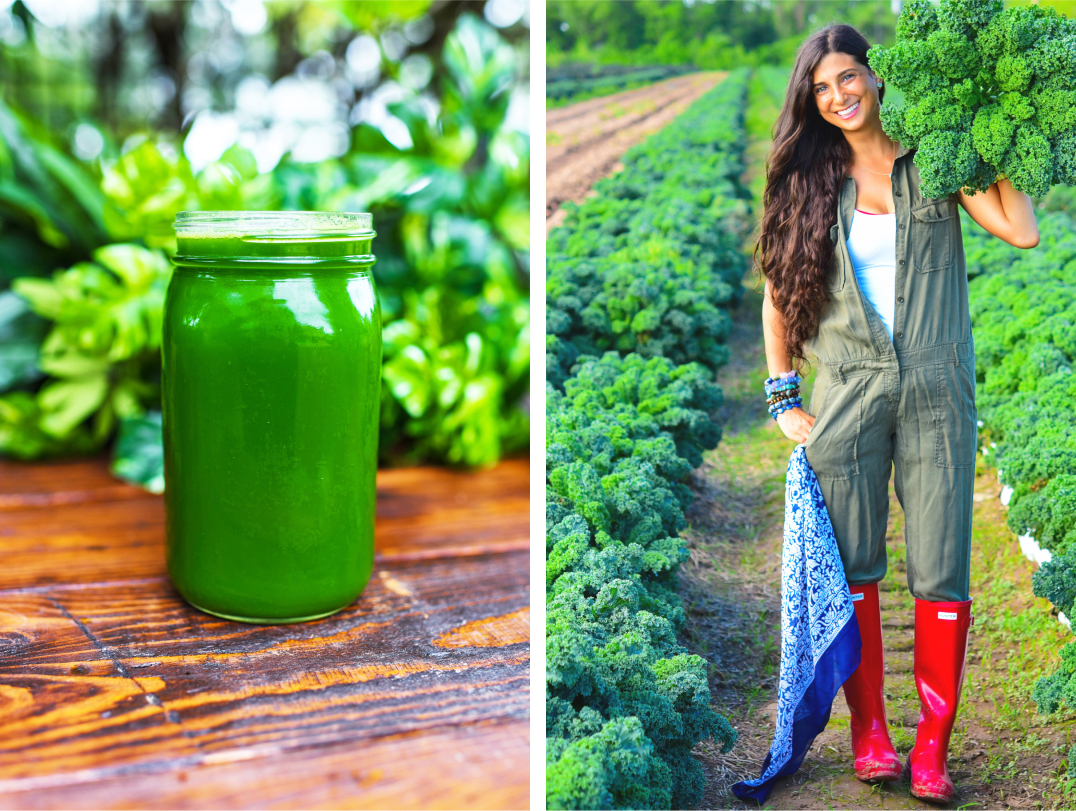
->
[842,582,902,782]
[906,597,974,803]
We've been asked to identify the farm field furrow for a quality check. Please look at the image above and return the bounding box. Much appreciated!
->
[545,71,727,229]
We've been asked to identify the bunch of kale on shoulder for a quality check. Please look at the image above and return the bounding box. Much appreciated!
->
[868,0,1076,199]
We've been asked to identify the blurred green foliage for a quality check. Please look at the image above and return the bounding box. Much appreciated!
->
[546,0,1076,73]
[546,0,903,71]
[0,99,108,278]
[101,140,280,249]
[0,11,529,482]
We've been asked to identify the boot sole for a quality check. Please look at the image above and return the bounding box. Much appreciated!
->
[904,759,954,803]
[855,767,902,783]
[910,786,955,803]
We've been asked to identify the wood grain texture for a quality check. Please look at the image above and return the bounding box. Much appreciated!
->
[0,721,529,810]
[0,457,530,590]
[0,457,530,809]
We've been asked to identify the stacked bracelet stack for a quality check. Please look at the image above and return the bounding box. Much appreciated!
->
[765,371,802,420]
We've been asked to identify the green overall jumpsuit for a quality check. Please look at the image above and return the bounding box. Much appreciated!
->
[803,143,976,604]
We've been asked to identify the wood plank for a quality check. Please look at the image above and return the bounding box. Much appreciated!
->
[0,458,529,508]
[0,551,529,791]
[0,455,144,509]
[0,498,168,590]
[374,458,529,560]
[0,457,531,808]
[0,720,529,810]
[0,458,529,589]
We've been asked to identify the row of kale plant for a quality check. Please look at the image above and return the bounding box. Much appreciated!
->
[547,63,697,108]
[961,185,1076,724]
[545,68,752,809]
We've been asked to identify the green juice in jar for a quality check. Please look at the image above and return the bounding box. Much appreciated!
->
[163,212,381,624]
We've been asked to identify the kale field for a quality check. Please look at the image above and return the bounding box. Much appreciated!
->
[964,184,1076,719]
[545,68,753,809]
[547,60,1076,809]
[546,63,697,109]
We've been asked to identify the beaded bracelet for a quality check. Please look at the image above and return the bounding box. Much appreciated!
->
[769,397,803,419]
[766,384,799,397]
[767,387,799,400]
[770,389,804,406]
[764,371,801,396]
[764,379,800,394]
[768,391,802,408]
[768,393,802,410]
[765,370,800,382]
[765,371,804,420]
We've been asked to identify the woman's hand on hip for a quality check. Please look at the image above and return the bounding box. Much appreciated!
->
[777,407,815,444]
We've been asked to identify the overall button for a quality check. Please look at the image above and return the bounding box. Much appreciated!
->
[898,296,905,303]
[897,332,903,338]
[899,259,905,265]
[900,223,906,229]
[895,190,902,197]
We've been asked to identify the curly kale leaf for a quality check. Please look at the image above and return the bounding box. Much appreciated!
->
[0,244,171,457]
[1033,547,1076,616]
[548,240,735,379]
[896,0,939,41]
[1006,475,1076,556]
[870,0,1076,198]
[1032,641,1076,714]
[546,714,671,811]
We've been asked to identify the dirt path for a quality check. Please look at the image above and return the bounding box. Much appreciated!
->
[679,288,1076,810]
[545,71,727,232]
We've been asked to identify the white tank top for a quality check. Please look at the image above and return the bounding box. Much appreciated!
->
[846,208,897,340]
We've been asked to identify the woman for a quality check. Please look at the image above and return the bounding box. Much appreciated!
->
[757,25,1039,803]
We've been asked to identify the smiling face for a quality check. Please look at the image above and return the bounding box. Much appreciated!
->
[811,51,881,131]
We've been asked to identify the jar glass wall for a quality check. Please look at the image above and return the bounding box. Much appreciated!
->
[164,212,381,624]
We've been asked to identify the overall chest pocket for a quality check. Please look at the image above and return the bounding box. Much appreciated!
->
[911,201,955,273]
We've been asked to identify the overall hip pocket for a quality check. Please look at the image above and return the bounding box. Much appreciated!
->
[805,372,864,480]
[934,361,977,469]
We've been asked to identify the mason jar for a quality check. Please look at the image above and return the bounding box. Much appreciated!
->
[163,211,381,623]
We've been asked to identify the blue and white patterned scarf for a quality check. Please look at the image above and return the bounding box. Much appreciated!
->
[731,444,862,804]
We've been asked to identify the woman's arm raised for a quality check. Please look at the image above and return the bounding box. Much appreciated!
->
[957,177,1039,249]
[763,280,816,444]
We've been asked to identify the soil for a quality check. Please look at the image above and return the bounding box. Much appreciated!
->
[679,289,1076,810]
[545,71,727,233]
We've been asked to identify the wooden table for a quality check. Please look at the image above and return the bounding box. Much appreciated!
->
[0,457,530,809]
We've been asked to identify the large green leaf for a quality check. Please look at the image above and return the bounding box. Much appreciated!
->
[0,391,94,459]
[112,411,164,494]
[38,375,110,438]
[383,345,432,417]
[100,139,193,248]
[0,98,107,253]
[0,291,47,393]
[441,13,517,133]
[15,244,171,364]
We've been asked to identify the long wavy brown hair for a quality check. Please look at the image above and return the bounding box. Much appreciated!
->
[754,25,884,365]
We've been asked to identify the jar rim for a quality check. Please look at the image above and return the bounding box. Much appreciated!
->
[174,211,374,238]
